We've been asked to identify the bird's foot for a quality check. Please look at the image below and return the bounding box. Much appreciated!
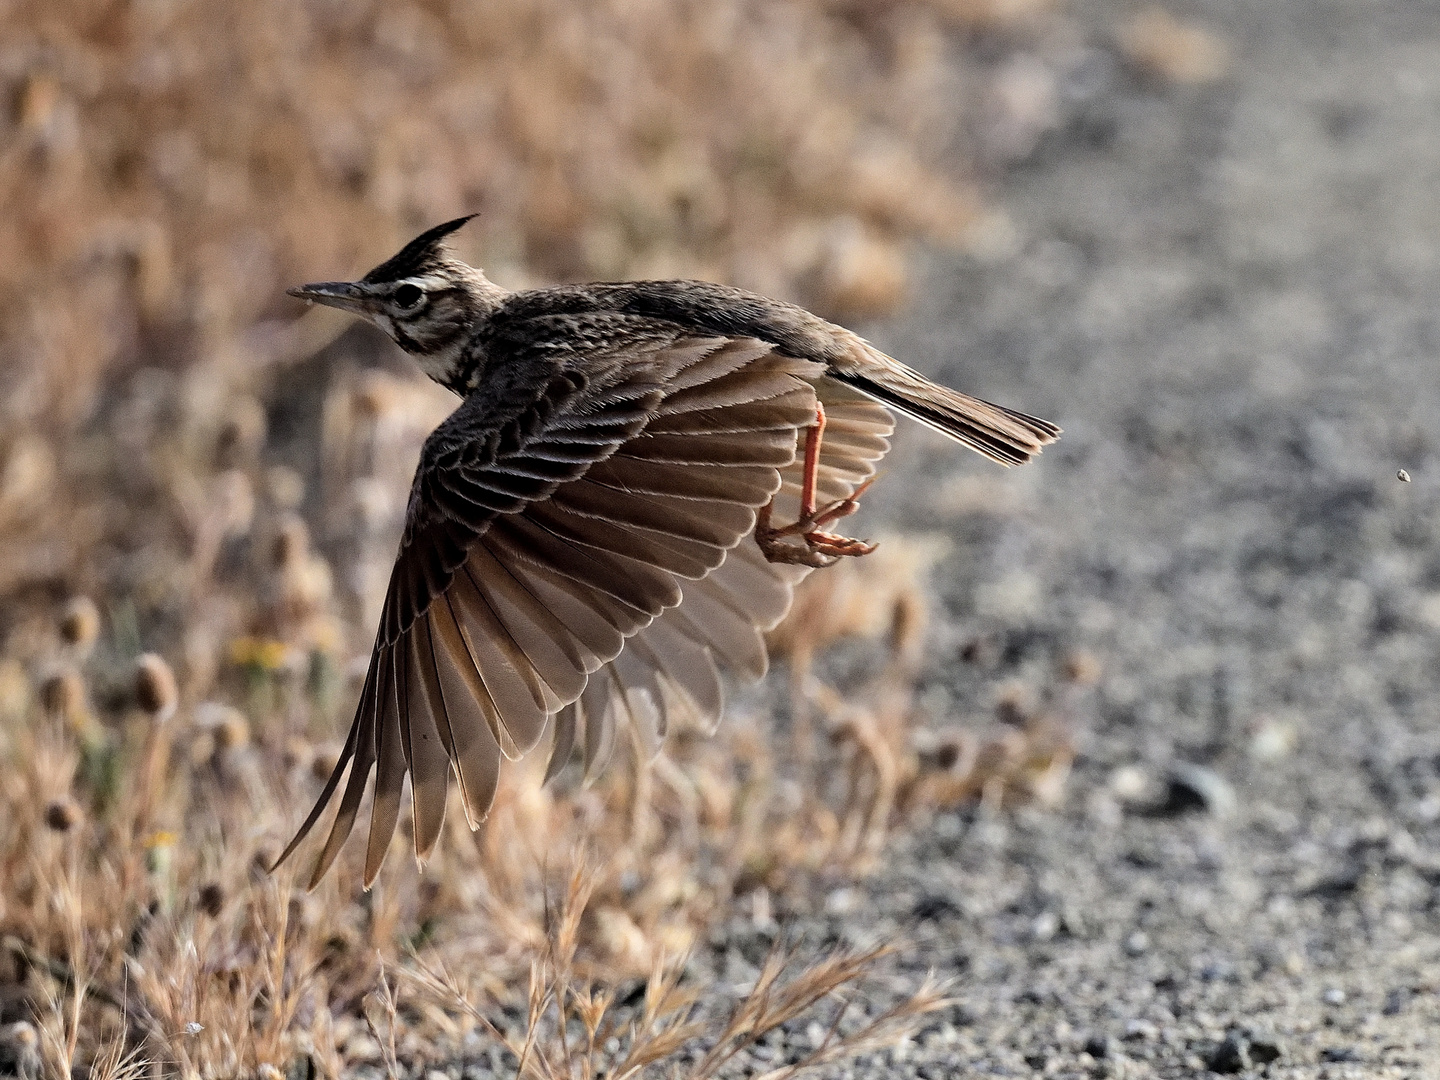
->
[756,479,877,567]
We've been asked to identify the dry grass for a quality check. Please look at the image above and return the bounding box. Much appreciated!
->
[401,859,949,1080]
[0,2,1082,1074]
[0,358,1067,1073]
[0,650,953,1077]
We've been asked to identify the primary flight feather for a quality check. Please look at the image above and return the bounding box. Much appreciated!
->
[278,216,1058,887]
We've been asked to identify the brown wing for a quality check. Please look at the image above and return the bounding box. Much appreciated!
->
[546,380,895,779]
[277,324,827,887]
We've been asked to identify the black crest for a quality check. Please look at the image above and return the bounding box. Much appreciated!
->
[362,215,478,285]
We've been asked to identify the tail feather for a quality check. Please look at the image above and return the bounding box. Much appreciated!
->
[828,362,1059,466]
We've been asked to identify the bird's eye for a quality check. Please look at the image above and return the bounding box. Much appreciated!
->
[393,283,424,309]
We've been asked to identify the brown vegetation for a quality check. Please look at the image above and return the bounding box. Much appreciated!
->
[0,0,1027,435]
[0,0,1080,1072]
[0,371,1072,1071]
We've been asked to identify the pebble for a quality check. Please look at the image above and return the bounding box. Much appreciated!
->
[1163,762,1237,817]
[1110,765,1153,802]
[1207,1031,1285,1070]
[913,893,960,921]
[1031,910,1060,941]
[1123,931,1150,956]
[1123,1018,1158,1041]
[1249,715,1298,761]
[949,1001,981,1027]
[1248,1037,1283,1065]
[1207,1034,1249,1073]
[1322,987,1347,1005]
[343,1035,382,1063]
[1198,958,1233,981]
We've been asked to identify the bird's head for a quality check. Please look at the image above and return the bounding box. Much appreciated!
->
[288,215,505,391]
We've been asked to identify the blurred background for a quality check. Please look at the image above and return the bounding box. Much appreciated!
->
[12,0,1440,1075]
[1,0,1046,652]
[1,2,1140,1071]
[0,0,1222,700]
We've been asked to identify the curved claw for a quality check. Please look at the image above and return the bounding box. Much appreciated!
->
[808,476,876,531]
[805,531,877,559]
[755,481,878,568]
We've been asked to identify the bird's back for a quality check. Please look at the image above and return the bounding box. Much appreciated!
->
[483,279,1058,466]
[487,279,859,369]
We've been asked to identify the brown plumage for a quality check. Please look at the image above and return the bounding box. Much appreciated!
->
[278,216,1058,888]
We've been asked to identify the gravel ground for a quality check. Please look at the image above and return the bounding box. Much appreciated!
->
[684,2,1440,1077]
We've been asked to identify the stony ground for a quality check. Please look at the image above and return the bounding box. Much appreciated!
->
[682,2,1440,1077]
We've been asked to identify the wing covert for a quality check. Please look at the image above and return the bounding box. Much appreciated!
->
[278,321,833,887]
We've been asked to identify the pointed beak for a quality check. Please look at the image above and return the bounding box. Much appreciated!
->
[286,281,373,314]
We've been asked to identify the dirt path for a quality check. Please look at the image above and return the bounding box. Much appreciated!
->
[692,3,1440,1077]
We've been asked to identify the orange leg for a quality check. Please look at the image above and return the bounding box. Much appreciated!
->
[757,402,878,567]
[800,400,826,520]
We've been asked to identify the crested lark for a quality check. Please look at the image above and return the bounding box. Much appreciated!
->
[278,216,1058,886]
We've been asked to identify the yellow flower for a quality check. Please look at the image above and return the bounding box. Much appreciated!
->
[229,636,290,671]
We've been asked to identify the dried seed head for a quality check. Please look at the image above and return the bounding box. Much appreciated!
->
[353,370,406,420]
[0,1022,39,1080]
[1,1019,38,1053]
[287,895,309,934]
[212,711,250,751]
[311,746,341,782]
[589,905,652,969]
[135,653,179,721]
[44,796,83,833]
[212,469,256,538]
[197,882,225,918]
[41,671,85,718]
[888,588,927,667]
[0,436,54,516]
[59,596,101,652]
[272,514,310,573]
[214,396,267,469]
[266,465,305,510]
[932,739,963,771]
[282,736,313,770]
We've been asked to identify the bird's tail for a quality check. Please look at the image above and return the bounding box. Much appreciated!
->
[829,357,1060,466]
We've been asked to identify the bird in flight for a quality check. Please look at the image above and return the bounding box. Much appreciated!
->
[277,216,1058,887]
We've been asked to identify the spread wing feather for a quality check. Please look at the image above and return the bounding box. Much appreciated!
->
[279,320,854,887]
[564,387,894,764]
